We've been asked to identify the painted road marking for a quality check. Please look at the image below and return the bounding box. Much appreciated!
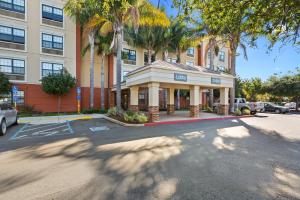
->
[10,124,29,140]
[89,126,110,132]
[10,122,73,140]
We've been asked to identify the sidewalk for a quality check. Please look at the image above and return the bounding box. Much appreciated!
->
[19,114,105,124]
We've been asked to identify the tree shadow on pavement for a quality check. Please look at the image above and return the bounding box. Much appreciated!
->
[0,118,300,200]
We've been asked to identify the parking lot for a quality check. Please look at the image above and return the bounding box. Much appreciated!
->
[1,117,122,144]
[0,113,300,200]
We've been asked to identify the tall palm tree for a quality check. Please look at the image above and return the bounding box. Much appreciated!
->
[124,15,170,65]
[82,32,114,110]
[168,20,199,109]
[93,0,170,110]
[64,0,101,109]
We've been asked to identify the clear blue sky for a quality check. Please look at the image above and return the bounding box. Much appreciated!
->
[149,0,300,80]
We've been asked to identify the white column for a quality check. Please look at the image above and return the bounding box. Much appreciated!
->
[148,82,160,107]
[220,87,229,105]
[167,87,174,105]
[130,86,139,106]
[190,85,200,106]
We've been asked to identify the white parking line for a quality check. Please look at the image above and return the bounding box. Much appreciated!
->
[31,124,68,136]
[19,123,64,132]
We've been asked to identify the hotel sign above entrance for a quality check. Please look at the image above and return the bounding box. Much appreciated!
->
[174,73,187,82]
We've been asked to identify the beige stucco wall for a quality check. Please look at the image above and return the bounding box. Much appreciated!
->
[0,0,76,84]
[201,40,230,70]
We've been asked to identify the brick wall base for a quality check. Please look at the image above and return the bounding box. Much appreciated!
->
[199,104,202,111]
[167,104,175,114]
[218,104,229,115]
[129,105,139,112]
[190,105,199,118]
[148,106,159,122]
[14,83,109,113]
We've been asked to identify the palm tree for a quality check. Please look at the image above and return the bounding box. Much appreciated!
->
[168,20,199,109]
[124,13,170,65]
[64,0,101,109]
[82,32,114,110]
[94,0,170,110]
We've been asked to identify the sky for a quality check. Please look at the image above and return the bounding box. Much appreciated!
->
[149,0,300,81]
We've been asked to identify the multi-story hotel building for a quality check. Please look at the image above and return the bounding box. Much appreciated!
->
[0,0,233,120]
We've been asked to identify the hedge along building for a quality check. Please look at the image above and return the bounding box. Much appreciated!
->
[0,0,233,115]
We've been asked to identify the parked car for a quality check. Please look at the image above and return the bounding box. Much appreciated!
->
[284,102,296,110]
[263,102,289,114]
[0,104,18,135]
[234,98,257,114]
[251,102,265,112]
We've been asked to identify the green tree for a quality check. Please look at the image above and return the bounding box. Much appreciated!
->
[265,68,300,111]
[97,0,170,110]
[242,77,263,101]
[41,69,76,114]
[0,72,11,98]
[124,6,170,65]
[64,0,102,109]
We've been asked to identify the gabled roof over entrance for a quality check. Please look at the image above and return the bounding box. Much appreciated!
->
[125,60,234,88]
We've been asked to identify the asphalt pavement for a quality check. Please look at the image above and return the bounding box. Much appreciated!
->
[0,113,299,200]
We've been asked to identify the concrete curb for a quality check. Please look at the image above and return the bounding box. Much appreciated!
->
[103,116,145,127]
[144,115,253,126]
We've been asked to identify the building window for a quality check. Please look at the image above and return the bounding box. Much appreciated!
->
[217,66,225,72]
[0,57,25,80]
[41,62,63,77]
[42,4,63,22]
[122,48,136,65]
[219,51,225,61]
[167,58,177,63]
[42,33,63,50]
[187,47,194,57]
[186,61,194,66]
[144,52,155,65]
[0,25,25,44]
[0,0,25,13]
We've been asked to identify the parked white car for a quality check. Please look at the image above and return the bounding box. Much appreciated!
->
[0,104,18,135]
[254,102,265,112]
[284,102,296,110]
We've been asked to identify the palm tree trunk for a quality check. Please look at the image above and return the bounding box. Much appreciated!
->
[100,54,105,110]
[176,89,180,109]
[88,32,95,109]
[209,47,214,107]
[116,26,123,110]
[148,49,152,65]
[230,48,237,113]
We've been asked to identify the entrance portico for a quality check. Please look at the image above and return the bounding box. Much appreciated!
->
[125,60,234,122]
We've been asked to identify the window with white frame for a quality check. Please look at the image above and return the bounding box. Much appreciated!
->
[42,33,63,50]
[41,62,63,77]
[0,57,25,80]
[186,60,194,66]
[0,25,25,44]
[0,0,25,13]
[42,4,63,22]
[219,51,225,61]
[122,48,136,65]
[217,66,225,72]
[187,47,194,57]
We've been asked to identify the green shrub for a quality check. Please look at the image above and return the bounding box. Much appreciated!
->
[206,106,213,113]
[82,108,107,114]
[242,108,251,115]
[135,113,148,123]
[107,107,117,116]
[234,108,242,116]
[123,112,135,122]
[18,105,40,116]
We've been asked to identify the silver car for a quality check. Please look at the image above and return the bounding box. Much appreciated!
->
[0,104,18,135]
